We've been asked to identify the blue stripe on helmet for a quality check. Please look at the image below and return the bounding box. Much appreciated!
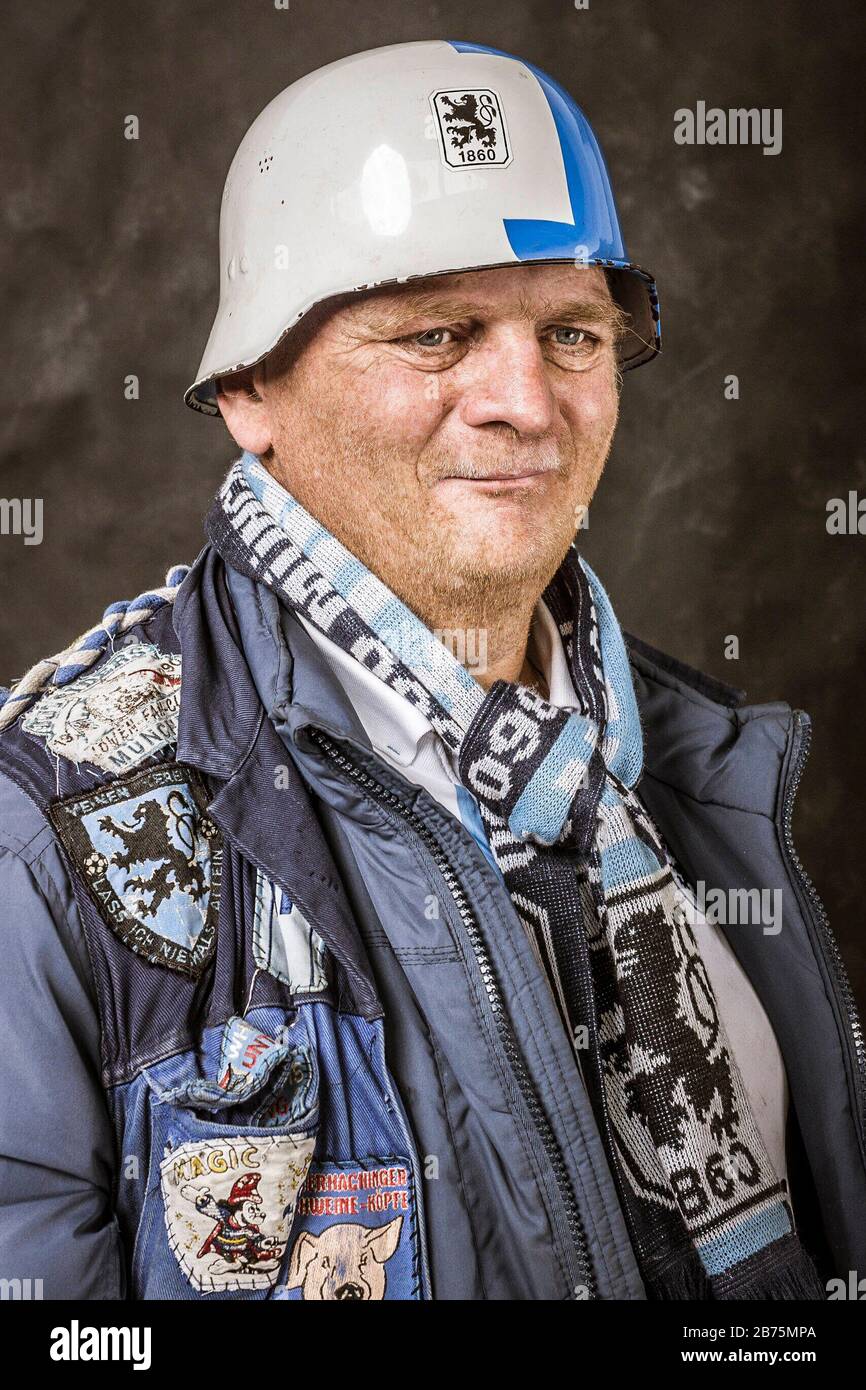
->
[449,40,627,263]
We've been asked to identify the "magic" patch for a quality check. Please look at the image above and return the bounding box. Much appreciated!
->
[50,762,221,978]
[161,1133,315,1294]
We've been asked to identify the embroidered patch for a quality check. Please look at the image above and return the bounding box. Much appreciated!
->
[21,641,182,772]
[161,1133,315,1293]
[429,88,511,169]
[50,762,221,978]
[277,1158,421,1300]
[252,871,329,992]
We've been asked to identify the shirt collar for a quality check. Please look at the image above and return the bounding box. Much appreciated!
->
[295,599,580,771]
[528,597,581,711]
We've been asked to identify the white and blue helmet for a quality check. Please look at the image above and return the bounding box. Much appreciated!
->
[186,39,661,415]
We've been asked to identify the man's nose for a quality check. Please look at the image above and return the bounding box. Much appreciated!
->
[457,329,557,438]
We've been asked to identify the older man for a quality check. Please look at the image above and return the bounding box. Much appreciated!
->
[0,41,862,1302]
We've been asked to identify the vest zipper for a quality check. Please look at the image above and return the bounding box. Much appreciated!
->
[307,726,599,1299]
[783,710,866,1151]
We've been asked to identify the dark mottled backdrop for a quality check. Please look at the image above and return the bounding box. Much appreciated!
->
[1,0,864,1003]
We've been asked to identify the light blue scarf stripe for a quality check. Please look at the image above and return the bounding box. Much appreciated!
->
[599,837,664,891]
[509,717,597,845]
[697,1203,792,1276]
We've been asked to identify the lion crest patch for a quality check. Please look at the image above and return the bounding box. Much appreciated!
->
[50,762,221,977]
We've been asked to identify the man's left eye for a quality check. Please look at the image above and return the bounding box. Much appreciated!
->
[411,328,453,347]
[550,327,593,348]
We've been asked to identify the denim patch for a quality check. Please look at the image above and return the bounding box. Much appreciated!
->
[160,1133,315,1293]
[50,762,221,978]
[252,1047,316,1127]
[252,870,329,992]
[277,1157,422,1300]
[147,1013,319,1129]
[21,641,182,772]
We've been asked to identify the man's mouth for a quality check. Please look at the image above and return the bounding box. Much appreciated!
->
[437,468,557,491]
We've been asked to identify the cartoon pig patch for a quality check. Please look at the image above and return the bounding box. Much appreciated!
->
[278,1159,421,1300]
[285,1216,403,1299]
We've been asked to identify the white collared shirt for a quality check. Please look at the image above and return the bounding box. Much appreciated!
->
[296,603,791,1194]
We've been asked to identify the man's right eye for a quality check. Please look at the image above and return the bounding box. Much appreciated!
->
[408,327,456,348]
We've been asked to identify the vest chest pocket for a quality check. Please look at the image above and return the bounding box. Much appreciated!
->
[129,1007,319,1298]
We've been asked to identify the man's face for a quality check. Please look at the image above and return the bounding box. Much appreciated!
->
[218,263,624,617]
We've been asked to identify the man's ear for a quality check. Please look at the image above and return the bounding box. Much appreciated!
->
[216,366,273,456]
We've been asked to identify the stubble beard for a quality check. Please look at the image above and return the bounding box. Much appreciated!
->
[269,411,616,631]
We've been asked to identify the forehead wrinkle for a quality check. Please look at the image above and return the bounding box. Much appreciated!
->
[521,295,621,327]
[358,286,620,336]
[359,293,481,335]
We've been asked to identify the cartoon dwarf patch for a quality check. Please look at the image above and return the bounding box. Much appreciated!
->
[161,1134,315,1293]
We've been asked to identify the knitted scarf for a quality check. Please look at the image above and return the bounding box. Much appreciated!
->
[207,451,825,1301]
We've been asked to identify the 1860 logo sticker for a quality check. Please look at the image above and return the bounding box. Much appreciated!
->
[429,89,511,168]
